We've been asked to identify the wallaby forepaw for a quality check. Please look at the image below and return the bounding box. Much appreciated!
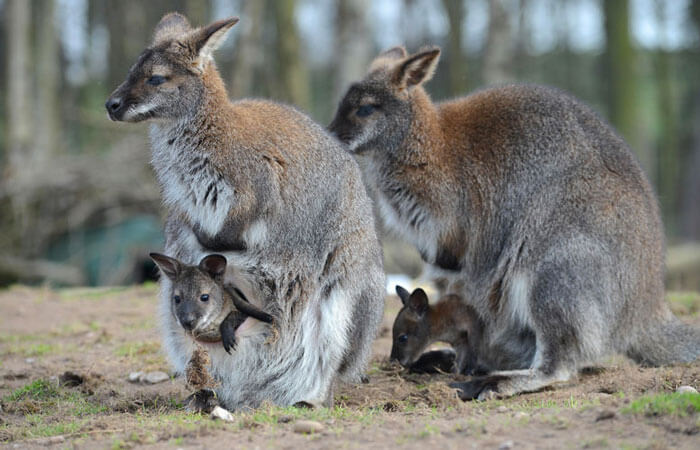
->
[185,388,218,413]
[449,376,502,401]
[221,325,237,355]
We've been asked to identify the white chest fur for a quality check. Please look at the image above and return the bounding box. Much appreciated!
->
[150,124,235,236]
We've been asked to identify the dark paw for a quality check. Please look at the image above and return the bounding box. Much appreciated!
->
[449,376,503,401]
[220,319,237,355]
[463,365,491,377]
[185,388,218,413]
[293,401,316,409]
[410,349,456,374]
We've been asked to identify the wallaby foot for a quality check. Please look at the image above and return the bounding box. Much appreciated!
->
[220,311,246,354]
[409,349,456,374]
[450,368,572,401]
[185,388,218,413]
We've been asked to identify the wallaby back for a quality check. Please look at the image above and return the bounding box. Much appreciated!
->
[108,13,385,409]
[330,46,698,400]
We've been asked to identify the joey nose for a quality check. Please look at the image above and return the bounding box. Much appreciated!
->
[181,316,196,331]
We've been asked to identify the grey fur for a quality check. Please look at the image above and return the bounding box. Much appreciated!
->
[330,47,700,400]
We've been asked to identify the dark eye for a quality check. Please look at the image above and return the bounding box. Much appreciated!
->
[146,75,166,86]
[356,104,375,117]
[173,295,181,304]
[200,294,209,302]
[398,334,408,344]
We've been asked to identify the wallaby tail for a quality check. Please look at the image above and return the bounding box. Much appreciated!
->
[626,314,700,366]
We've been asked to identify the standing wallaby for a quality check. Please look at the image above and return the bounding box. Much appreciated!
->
[106,13,385,409]
[391,286,487,375]
[330,46,700,400]
[149,253,274,354]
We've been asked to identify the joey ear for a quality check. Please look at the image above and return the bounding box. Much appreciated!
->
[393,47,441,89]
[199,254,228,279]
[153,12,192,43]
[396,285,411,305]
[149,253,183,280]
[379,46,408,60]
[407,288,429,316]
[185,17,239,68]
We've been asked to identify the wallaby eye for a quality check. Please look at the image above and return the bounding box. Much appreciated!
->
[173,295,181,304]
[146,75,167,86]
[398,334,408,344]
[200,294,209,302]
[356,104,375,117]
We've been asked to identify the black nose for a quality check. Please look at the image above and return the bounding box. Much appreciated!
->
[181,317,196,331]
[105,97,121,113]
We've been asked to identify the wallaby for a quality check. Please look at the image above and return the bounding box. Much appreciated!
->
[149,253,274,354]
[106,13,385,409]
[330,46,700,400]
[391,286,487,376]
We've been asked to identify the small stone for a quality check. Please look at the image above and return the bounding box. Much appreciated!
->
[496,405,508,413]
[128,371,143,383]
[142,371,169,384]
[293,420,324,434]
[595,409,616,422]
[676,385,698,395]
[210,406,235,422]
[513,411,528,421]
[25,358,35,364]
[498,440,514,450]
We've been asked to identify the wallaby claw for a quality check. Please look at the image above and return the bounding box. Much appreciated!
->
[220,316,238,355]
[449,376,502,401]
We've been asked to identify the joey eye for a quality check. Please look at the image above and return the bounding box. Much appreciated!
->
[398,334,408,344]
[356,104,376,117]
[146,75,167,86]
[200,294,209,302]
[173,295,181,304]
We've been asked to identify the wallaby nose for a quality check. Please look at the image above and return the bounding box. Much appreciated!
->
[181,316,196,331]
[105,97,121,113]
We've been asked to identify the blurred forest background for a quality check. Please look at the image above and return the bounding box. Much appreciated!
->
[0,0,699,288]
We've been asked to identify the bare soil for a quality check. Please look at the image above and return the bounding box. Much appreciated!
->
[0,284,699,449]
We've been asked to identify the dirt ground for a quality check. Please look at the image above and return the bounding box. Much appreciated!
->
[0,284,699,449]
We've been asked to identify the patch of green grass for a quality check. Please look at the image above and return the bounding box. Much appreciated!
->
[239,404,380,428]
[623,392,700,417]
[667,292,700,316]
[115,341,161,358]
[4,379,58,402]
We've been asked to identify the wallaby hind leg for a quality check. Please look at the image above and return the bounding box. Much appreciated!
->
[452,253,608,400]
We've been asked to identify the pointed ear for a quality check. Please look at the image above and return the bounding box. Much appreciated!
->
[153,12,192,43]
[393,47,441,89]
[407,288,429,316]
[186,17,239,66]
[150,253,182,280]
[379,46,407,60]
[199,254,227,279]
[396,285,411,305]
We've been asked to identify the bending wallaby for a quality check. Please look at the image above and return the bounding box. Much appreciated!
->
[330,46,700,400]
[391,286,487,375]
[106,13,385,409]
[149,253,273,354]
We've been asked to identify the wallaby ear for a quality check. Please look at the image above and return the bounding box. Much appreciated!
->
[186,17,239,67]
[379,46,408,60]
[393,47,441,89]
[199,254,228,279]
[396,285,411,305]
[150,253,182,280]
[153,12,192,43]
[407,288,429,316]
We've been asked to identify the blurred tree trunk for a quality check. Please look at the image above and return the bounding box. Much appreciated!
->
[333,0,371,101]
[603,0,649,176]
[5,0,33,173]
[186,0,209,26]
[36,0,60,162]
[483,0,514,84]
[441,0,467,94]
[273,0,310,111]
[230,0,264,98]
[653,0,679,234]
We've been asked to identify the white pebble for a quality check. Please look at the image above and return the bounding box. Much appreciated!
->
[127,371,143,382]
[210,406,235,422]
[293,420,324,434]
[142,371,169,384]
[676,385,698,395]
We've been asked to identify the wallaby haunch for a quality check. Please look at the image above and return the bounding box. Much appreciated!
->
[391,286,489,376]
[106,13,385,409]
[330,46,700,400]
[149,253,274,354]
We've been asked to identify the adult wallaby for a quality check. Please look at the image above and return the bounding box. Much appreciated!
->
[391,286,490,376]
[329,46,700,400]
[106,13,385,409]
